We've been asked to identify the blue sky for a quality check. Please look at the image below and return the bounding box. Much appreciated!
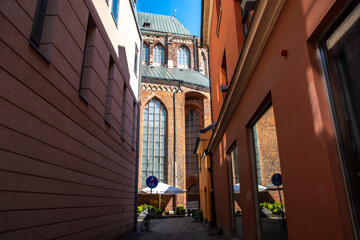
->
[136,0,202,37]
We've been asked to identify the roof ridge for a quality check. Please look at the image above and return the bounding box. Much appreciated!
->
[141,65,209,88]
[137,11,192,35]
[138,11,177,18]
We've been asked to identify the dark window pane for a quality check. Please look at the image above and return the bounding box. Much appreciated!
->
[321,4,360,233]
[30,0,48,47]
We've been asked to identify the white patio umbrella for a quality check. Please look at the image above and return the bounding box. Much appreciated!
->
[139,182,186,209]
[233,183,267,194]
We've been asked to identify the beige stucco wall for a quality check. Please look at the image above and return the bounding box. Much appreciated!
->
[91,0,142,100]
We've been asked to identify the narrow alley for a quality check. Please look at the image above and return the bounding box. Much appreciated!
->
[1,0,359,239]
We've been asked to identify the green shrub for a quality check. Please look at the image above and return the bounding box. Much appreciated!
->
[259,201,267,209]
[268,204,274,211]
[192,209,203,220]
[176,204,186,215]
[260,201,284,214]
[137,206,143,214]
[155,208,163,215]
[138,204,156,212]
[271,201,283,214]
[192,209,201,217]
[177,204,184,210]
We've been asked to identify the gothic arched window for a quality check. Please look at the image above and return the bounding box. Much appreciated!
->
[177,46,190,68]
[185,109,200,174]
[143,44,149,65]
[153,44,165,66]
[141,99,166,186]
[200,53,206,75]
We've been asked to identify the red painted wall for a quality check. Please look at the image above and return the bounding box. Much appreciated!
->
[208,0,355,239]
[0,0,138,238]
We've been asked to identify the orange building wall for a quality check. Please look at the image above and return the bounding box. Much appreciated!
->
[209,0,245,122]
[198,130,213,223]
[208,0,355,239]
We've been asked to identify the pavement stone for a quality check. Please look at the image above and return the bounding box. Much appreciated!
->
[121,217,224,240]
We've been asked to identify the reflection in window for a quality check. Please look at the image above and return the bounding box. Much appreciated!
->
[320,3,360,235]
[253,124,262,185]
[178,46,190,68]
[153,45,165,66]
[111,0,119,25]
[30,0,48,48]
[228,146,242,234]
[251,105,288,239]
[229,147,239,187]
[252,106,282,188]
[186,110,200,174]
[143,44,149,65]
[141,99,166,186]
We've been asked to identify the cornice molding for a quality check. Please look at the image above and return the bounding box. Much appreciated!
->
[207,0,285,153]
[201,0,213,45]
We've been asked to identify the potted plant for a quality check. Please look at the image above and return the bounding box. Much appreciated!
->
[176,204,186,215]
[155,208,163,217]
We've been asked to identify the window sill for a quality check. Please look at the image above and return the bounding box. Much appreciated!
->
[79,93,89,105]
[29,40,50,64]
[105,118,111,127]
[111,13,118,27]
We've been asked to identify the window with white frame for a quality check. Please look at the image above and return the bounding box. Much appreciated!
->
[143,44,149,65]
[111,0,119,25]
[153,44,165,66]
[200,52,206,75]
[178,46,190,68]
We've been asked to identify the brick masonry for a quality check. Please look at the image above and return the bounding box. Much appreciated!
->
[255,106,285,204]
[138,31,211,211]
[256,107,281,181]
[138,84,211,210]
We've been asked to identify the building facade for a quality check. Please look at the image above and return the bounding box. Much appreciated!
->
[137,12,212,211]
[200,0,359,239]
[0,0,141,238]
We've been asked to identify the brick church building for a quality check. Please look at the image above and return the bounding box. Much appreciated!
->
[137,12,212,210]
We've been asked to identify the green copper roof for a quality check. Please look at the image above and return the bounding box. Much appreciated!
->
[142,65,209,88]
[137,12,192,36]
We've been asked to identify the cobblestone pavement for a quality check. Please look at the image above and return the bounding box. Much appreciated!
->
[121,217,224,240]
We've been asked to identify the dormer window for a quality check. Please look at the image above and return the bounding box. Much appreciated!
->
[143,22,151,28]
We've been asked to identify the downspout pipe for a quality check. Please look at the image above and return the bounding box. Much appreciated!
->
[133,28,143,232]
[133,101,140,231]
[173,81,182,207]
[208,151,217,228]
[200,42,213,124]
